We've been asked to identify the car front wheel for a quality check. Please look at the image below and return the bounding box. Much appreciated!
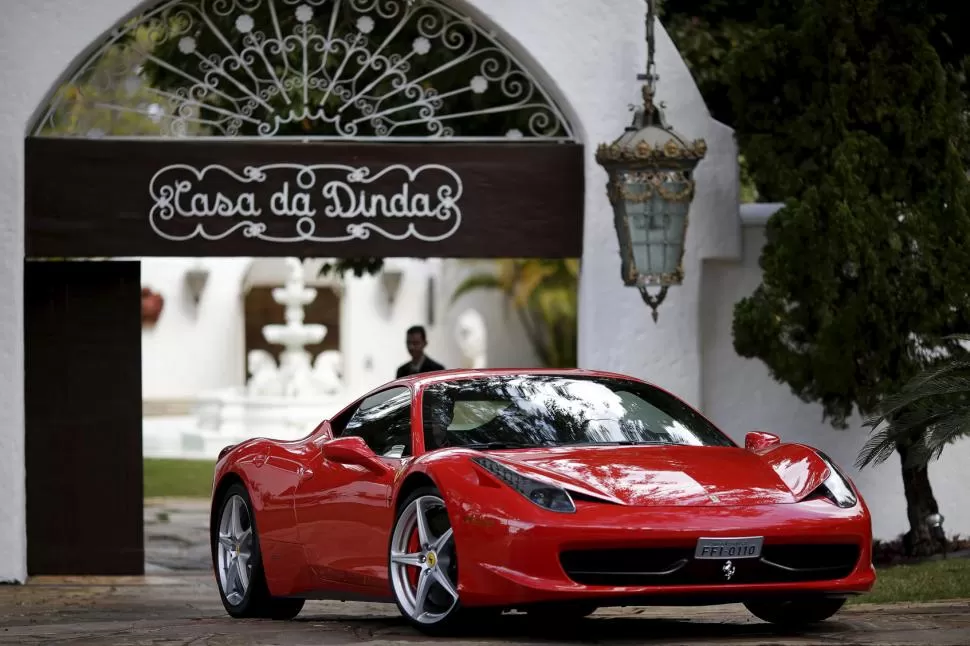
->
[390,486,483,635]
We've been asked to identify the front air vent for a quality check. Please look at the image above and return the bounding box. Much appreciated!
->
[560,543,861,587]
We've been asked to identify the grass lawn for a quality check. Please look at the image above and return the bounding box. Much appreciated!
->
[850,557,970,605]
[144,458,217,499]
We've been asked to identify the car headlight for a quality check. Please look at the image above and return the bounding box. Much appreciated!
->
[471,457,575,513]
[814,452,858,508]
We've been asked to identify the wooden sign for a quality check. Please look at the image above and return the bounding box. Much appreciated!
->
[25,138,585,258]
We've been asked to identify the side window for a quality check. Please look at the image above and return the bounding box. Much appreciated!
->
[340,387,413,458]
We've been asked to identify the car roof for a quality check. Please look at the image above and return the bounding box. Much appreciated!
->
[389,368,650,391]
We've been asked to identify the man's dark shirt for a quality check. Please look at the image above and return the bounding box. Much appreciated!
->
[396,356,445,379]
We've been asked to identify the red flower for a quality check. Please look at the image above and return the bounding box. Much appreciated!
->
[142,287,164,326]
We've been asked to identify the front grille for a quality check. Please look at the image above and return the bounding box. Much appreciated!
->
[560,543,860,587]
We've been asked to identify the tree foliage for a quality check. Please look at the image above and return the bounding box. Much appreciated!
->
[38,24,204,138]
[660,0,767,128]
[717,0,970,428]
[661,0,970,554]
[451,259,579,369]
[663,0,970,202]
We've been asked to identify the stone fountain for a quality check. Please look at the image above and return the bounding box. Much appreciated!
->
[180,258,346,458]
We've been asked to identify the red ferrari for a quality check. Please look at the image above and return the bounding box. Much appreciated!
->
[209,369,875,634]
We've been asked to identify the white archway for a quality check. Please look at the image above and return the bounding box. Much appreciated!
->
[5,0,734,585]
[14,0,591,583]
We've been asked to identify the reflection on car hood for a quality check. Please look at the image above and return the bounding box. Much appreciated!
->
[487,445,798,506]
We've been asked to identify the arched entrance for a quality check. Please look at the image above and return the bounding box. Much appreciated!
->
[24,0,583,575]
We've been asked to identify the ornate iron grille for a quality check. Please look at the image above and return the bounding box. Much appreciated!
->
[33,0,576,141]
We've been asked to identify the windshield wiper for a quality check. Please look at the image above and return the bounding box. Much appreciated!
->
[461,441,552,450]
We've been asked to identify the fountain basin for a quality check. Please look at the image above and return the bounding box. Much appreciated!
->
[263,323,326,347]
[178,388,346,459]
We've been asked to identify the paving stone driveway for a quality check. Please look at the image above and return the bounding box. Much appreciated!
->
[3,574,968,645]
[0,499,963,645]
[143,498,211,573]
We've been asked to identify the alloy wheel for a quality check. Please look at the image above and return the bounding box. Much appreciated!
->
[389,495,460,625]
[217,494,254,606]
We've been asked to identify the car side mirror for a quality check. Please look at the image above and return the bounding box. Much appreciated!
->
[321,436,391,474]
[745,431,781,452]
[311,420,333,441]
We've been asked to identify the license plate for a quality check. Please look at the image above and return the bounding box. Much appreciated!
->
[694,537,764,560]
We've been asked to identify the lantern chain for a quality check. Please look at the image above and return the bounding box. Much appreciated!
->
[637,0,660,125]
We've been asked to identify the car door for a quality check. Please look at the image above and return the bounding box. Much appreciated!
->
[294,386,414,592]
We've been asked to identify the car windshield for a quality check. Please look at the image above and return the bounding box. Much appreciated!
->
[421,375,734,451]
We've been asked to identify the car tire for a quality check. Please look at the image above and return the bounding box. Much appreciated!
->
[389,486,487,636]
[744,597,846,626]
[212,482,305,620]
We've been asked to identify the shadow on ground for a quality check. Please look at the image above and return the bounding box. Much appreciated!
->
[2,574,968,645]
[292,611,843,643]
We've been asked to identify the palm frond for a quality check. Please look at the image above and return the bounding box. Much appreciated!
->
[512,262,557,309]
[563,258,581,279]
[447,258,578,369]
[923,409,970,460]
[857,405,970,469]
[904,359,970,392]
[857,355,970,469]
[864,371,970,428]
[856,409,947,468]
[450,273,504,304]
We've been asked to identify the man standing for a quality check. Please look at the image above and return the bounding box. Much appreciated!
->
[396,325,445,378]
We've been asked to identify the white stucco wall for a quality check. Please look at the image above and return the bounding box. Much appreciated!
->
[141,258,250,398]
[434,260,543,371]
[701,225,970,540]
[0,0,167,585]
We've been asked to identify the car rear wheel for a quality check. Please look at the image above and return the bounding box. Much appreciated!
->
[390,486,481,635]
[744,597,846,626]
[213,482,305,620]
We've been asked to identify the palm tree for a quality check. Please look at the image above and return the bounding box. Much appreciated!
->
[451,259,579,368]
[858,344,970,470]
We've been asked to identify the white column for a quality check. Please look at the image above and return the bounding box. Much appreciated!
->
[0,0,150,583]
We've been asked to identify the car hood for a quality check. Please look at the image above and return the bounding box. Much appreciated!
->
[485,445,814,506]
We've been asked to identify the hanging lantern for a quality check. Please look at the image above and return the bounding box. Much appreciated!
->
[594,0,707,322]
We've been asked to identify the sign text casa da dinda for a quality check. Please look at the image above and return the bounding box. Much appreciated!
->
[149,163,464,244]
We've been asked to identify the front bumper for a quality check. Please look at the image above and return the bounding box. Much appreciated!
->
[453,497,875,608]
